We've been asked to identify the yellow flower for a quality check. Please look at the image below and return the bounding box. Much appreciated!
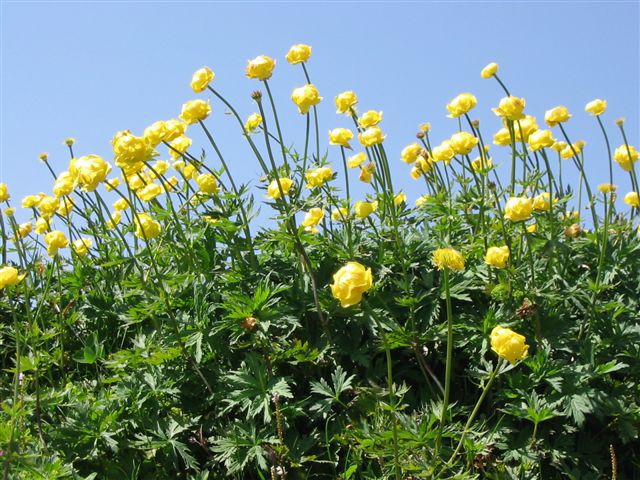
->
[560,142,584,160]
[183,163,199,180]
[112,130,153,171]
[504,196,533,222]
[164,119,187,142]
[485,246,510,269]
[104,177,120,191]
[302,207,324,233]
[526,223,538,233]
[169,135,192,159]
[267,178,294,199]
[134,213,162,240]
[432,248,465,271]
[471,156,493,172]
[285,44,312,64]
[410,165,422,180]
[585,99,607,116]
[551,140,567,152]
[144,121,168,147]
[64,137,75,146]
[624,191,639,207]
[246,55,276,80]
[394,192,407,206]
[358,127,385,147]
[0,266,24,289]
[291,84,322,114]
[480,62,498,79]
[149,160,170,178]
[446,93,477,118]
[244,113,263,133]
[354,200,378,219]
[613,145,639,172]
[305,167,333,188]
[358,110,383,129]
[492,96,526,121]
[359,163,376,183]
[565,223,582,238]
[330,261,373,308]
[415,194,430,207]
[544,105,571,127]
[52,171,75,197]
[196,173,219,194]
[598,183,617,194]
[328,128,354,147]
[57,197,75,216]
[490,326,529,364]
[415,155,432,174]
[450,131,479,155]
[419,122,431,133]
[347,152,366,168]
[533,192,553,211]
[35,217,49,234]
[38,196,59,219]
[331,207,349,222]
[335,91,358,115]
[431,140,455,164]
[0,183,9,202]
[113,198,129,211]
[191,66,214,93]
[44,230,69,257]
[528,129,555,151]
[493,127,511,146]
[3,207,14,217]
[138,183,163,202]
[513,115,539,141]
[180,99,211,125]
[22,193,45,209]
[401,143,422,164]
[163,176,179,191]
[17,222,32,238]
[105,211,122,229]
[68,155,112,192]
[72,238,92,257]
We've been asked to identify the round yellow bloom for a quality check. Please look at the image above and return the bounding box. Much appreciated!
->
[354,200,378,219]
[358,127,386,147]
[44,230,69,257]
[585,99,607,116]
[431,141,455,164]
[504,196,533,222]
[69,155,112,192]
[330,261,373,308]
[544,105,571,127]
[196,173,219,194]
[64,137,75,147]
[163,176,179,191]
[0,183,9,202]
[144,121,168,147]
[491,326,529,364]
[492,96,526,121]
[415,155,432,174]
[244,113,263,133]
[446,93,477,118]
[302,207,324,233]
[480,62,498,79]
[533,192,553,211]
[291,84,322,114]
[526,223,538,233]
[246,55,276,80]
[613,145,639,172]
[347,152,366,168]
[410,165,422,180]
[134,213,162,240]
[191,66,214,93]
[331,207,349,222]
[267,178,294,199]
[53,171,75,197]
[485,246,510,269]
[104,177,120,191]
[3,207,14,217]
[72,238,92,257]
[415,194,430,207]
[57,197,74,217]
[432,248,465,271]
[180,99,211,125]
[38,196,59,219]
[305,166,333,188]
[335,91,358,115]
[328,128,353,147]
[552,140,567,152]
[182,163,199,180]
[493,127,511,146]
[358,110,383,129]
[17,222,32,238]
[598,183,617,194]
[164,119,187,142]
[359,163,376,183]
[624,191,639,207]
[513,115,539,141]
[528,129,555,151]
[394,192,407,206]
[113,198,129,211]
[105,211,122,229]
[285,44,312,64]
[35,217,49,235]
[0,266,24,289]
[401,143,422,164]
[149,160,170,178]
[471,156,493,172]
[560,142,585,160]
[450,131,479,155]
[169,135,192,160]
[138,183,163,202]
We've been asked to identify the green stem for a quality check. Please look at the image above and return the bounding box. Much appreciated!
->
[435,268,454,458]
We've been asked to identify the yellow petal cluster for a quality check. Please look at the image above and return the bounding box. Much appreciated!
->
[401,143,422,164]
[528,129,555,151]
[354,200,378,219]
[358,110,383,129]
[490,326,529,364]
[134,213,161,240]
[180,99,211,125]
[0,266,24,289]
[69,155,112,192]
[450,131,479,155]
[544,105,571,127]
[305,167,333,188]
[44,230,69,257]
[72,238,93,257]
[196,173,219,194]
[291,84,322,114]
[330,261,373,308]
[328,128,353,147]
[485,246,510,269]
[492,96,526,121]
[480,62,498,79]
[347,152,366,168]
[302,207,324,233]
[585,99,607,116]
[244,113,263,133]
[335,91,358,115]
[191,66,214,93]
[504,196,533,222]
[285,44,312,64]
[358,127,385,147]
[613,145,639,172]
[267,178,294,199]
[246,55,276,80]
[432,248,465,271]
[0,183,10,202]
[446,93,477,118]
[624,191,639,207]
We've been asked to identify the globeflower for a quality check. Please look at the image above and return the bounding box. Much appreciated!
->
[169,135,192,159]
[528,129,555,151]
[244,113,263,133]
[359,163,376,183]
[401,143,422,164]
[137,183,163,202]
[179,99,211,125]
[450,131,479,155]
[44,230,69,257]
[305,167,333,188]
[493,128,511,146]
[624,191,639,207]
[72,238,92,257]
[485,246,510,269]
[291,84,322,114]
[191,66,214,93]
[446,93,477,118]
[105,211,122,229]
[471,156,493,172]
[53,171,75,197]
[164,119,187,142]
[328,128,353,148]
[143,121,168,147]
[113,198,129,211]
[358,127,385,147]
[246,55,276,80]
[513,115,539,141]
[331,207,349,222]
[533,192,552,211]
[504,196,533,222]
[598,183,617,194]
[432,248,465,271]
[0,266,24,289]
[585,99,607,116]
[196,173,219,194]
[335,91,358,115]
[330,261,373,308]
[613,145,639,172]
[134,213,162,240]
[354,200,378,219]
[480,62,498,79]
[415,194,430,207]
[35,217,49,234]
[0,183,9,202]
[112,130,153,170]
[358,110,383,129]
[69,155,112,192]
[490,326,529,364]
[38,196,59,219]
[394,192,407,206]
[301,207,324,233]
[267,178,294,199]
[431,141,455,164]
[347,152,366,168]
[17,222,32,239]
[57,198,74,217]
[492,96,526,121]
[544,105,571,127]
[285,44,312,64]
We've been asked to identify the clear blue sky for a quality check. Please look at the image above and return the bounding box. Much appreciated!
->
[1,1,639,223]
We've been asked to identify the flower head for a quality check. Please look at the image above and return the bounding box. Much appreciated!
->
[69,155,112,192]
[302,207,324,233]
[485,246,510,269]
[450,131,479,155]
[44,230,69,257]
[286,44,312,64]
[72,238,93,257]
[585,99,607,116]
[528,129,555,151]
[613,145,639,172]
[191,66,214,93]
[331,207,349,222]
[246,55,276,80]
[335,91,358,115]
[330,261,373,307]
[0,183,10,202]
[533,192,553,211]
[504,196,533,222]
[358,127,386,147]
[394,192,407,206]
[401,143,422,164]
[358,110,383,129]
[328,128,354,148]
[480,62,498,79]
[267,178,294,199]
[347,152,366,168]
[432,248,465,271]
[492,96,526,121]
[137,183,163,202]
[431,141,455,164]
[446,93,477,118]
[359,162,376,183]
[244,113,263,133]
[544,105,571,127]
[305,167,333,188]
[354,200,378,219]
[491,326,529,364]
[624,191,639,207]
[291,84,322,114]
[134,213,162,240]
[196,173,219,194]
[0,266,24,289]
[180,99,211,125]
[598,183,617,194]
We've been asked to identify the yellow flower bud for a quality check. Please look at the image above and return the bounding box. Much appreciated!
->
[179,99,211,125]
[335,91,358,115]
[485,246,510,269]
[331,207,349,222]
[330,261,373,308]
[544,105,571,127]
[244,113,263,133]
[328,128,353,148]
[480,62,498,79]
[191,66,214,93]
[354,201,378,220]
[419,122,431,133]
[490,326,529,364]
[359,163,376,183]
[358,110,383,129]
[450,131,479,155]
[585,99,607,116]
[394,192,407,206]
[302,207,324,233]
[598,183,617,194]
[0,183,10,202]
[432,248,465,271]
[400,143,422,164]
[624,191,640,207]
[267,178,294,199]
[613,145,639,172]
[196,173,219,194]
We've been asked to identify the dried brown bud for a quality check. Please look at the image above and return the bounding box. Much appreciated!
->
[241,316,258,332]
[416,132,425,139]
[471,119,480,128]
[517,298,537,319]
[251,90,263,101]
[565,223,582,238]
